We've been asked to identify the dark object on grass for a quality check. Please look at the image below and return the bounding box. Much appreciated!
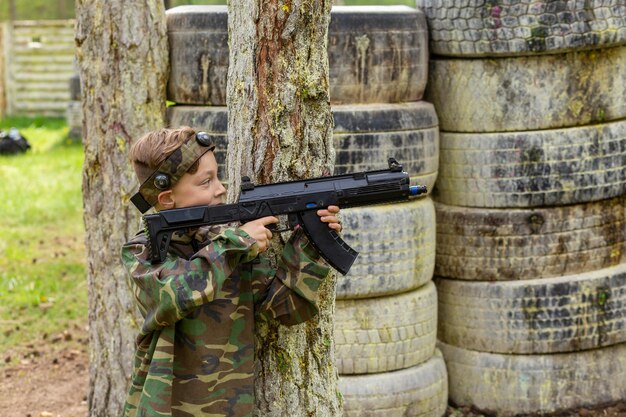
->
[0,128,31,155]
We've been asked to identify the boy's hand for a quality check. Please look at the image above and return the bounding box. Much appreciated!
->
[317,205,342,233]
[239,216,279,252]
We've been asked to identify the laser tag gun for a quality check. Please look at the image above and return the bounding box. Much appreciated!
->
[142,158,427,275]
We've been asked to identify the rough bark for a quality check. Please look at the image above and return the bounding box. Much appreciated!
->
[227,0,341,416]
[74,1,168,415]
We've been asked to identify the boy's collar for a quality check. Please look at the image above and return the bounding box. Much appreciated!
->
[130,132,215,213]
[171,225,224,244]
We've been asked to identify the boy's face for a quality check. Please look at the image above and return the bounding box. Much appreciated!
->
[170,151,226,208]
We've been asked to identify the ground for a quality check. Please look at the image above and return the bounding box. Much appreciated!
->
[1,329,88,417]
[1,336,624,417]
[445,404,626,417]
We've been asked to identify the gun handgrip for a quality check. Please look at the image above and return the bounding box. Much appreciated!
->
[298,211,358,275]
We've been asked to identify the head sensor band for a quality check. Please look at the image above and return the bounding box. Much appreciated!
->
[130,131,215,213]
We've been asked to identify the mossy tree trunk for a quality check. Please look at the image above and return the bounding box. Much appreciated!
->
[74,1,168,415]
[227,1,341,415]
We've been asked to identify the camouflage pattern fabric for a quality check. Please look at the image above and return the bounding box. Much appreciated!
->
[132,134,215,213]
[121,225,330,417]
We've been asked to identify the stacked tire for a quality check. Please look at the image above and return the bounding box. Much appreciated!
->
[165,5,448,416]
[329,7,446,417]
[165,6,230,183]
[418,0,626,414]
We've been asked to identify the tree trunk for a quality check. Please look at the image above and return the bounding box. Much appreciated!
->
[8,0,16,20]
[74,1,168,415]
[227,1,341,416]
[57,0,67,18]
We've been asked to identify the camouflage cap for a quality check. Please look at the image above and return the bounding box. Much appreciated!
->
[130,132,215,213]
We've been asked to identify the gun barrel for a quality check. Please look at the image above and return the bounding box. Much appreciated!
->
[410,185,428,196]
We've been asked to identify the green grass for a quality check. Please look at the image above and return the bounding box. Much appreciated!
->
[0,116,86,352]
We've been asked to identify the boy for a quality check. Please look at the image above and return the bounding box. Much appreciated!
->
[122,126,341,417]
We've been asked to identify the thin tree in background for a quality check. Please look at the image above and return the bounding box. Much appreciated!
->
[8,0,16,20]
[74,1,168,414]
[227,0,342,414]
[57,0,68,19]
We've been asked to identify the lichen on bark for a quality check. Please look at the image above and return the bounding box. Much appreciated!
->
[227,0,341,415]
[75,1,168,414]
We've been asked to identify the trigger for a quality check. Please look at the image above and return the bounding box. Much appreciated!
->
[267,223,291,233]
[288,213,302,229]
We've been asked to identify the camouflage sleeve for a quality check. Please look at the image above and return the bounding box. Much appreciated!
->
[121,228,259,336]
[254,227,331,326]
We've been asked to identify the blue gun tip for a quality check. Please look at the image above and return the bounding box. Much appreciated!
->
[409,185,428,196]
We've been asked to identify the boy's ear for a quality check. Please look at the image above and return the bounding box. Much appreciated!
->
[157,190,175,209]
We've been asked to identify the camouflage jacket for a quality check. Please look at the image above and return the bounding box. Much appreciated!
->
[121,225,330,417]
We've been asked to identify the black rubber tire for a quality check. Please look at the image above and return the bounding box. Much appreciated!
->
[434,119,626,207]
[168,103,440,195]
[166,6,229,105]
[338,198,436,300]
[166,5,430,105]
[435,197,626,281]
[335,282,437,374]
[332,102,439,192]
[439,341,626,415]
[339,350,448,417]
[436,263,626,354]
[426,46,626,133]
[328,6,429,104]
[417,0,626,57]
